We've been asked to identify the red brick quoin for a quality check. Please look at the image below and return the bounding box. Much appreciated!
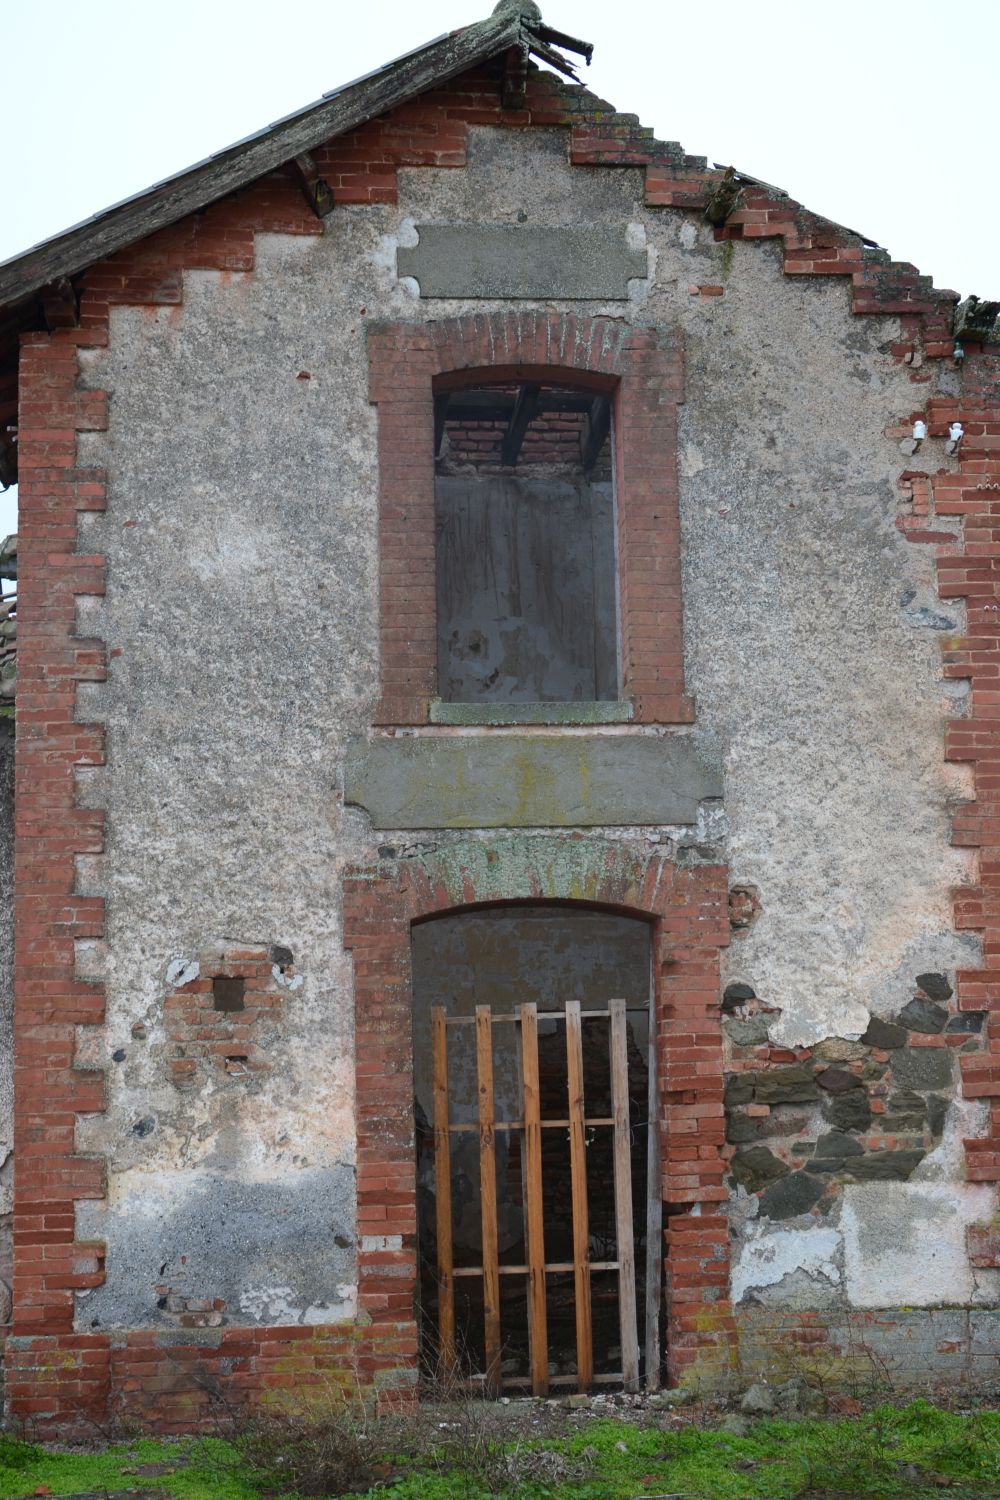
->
[343,838,734,1389]
[368,312,692,726]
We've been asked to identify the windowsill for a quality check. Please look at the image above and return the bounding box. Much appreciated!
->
[428,699,634,726]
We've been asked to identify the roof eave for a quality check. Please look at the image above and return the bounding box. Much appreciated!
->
[0,9,525,309]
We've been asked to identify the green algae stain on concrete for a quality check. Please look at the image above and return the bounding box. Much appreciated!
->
[411,835,652,910]
[344,732,722,830]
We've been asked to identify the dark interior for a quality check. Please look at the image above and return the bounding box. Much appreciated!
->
[411,905,653,1390]
[434,383,617,704]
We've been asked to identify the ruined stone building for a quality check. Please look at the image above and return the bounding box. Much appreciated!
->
[1,0,1000,1433]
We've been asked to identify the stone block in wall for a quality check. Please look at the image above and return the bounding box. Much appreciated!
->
[345,731,722,828]
[397,224,648,299]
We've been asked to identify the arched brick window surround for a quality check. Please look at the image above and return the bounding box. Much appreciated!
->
[343,837,735,1388]
[367,312,693,726]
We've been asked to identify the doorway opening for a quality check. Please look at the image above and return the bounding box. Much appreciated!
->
[411,905,658,1396]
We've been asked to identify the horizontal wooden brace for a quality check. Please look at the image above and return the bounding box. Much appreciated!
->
[453,1260,620,1277]
[444,1006,636,1026]
[447,1116,615,1132]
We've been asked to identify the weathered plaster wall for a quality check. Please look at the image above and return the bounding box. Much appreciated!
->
[397,125,973,1046]
[72,122,982,1333]
[0,719,13,1322]
[675,257,976,1047]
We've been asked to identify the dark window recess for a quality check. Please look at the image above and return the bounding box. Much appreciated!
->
[213,977,246,1012]
[434,383,618,704]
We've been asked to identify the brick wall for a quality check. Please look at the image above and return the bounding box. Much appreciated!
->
[5,1323,416,1438]
[737,1306,1000,1396]
[890,352,1000,1185]
[163,944,292,1091]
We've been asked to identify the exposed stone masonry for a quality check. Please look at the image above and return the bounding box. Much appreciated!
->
[723,972,984,1218]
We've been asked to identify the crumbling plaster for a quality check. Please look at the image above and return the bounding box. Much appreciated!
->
[70,122,979,1326]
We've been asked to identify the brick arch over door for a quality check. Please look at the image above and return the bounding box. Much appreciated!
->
[342,837,735,1388]
[367,312,693,727]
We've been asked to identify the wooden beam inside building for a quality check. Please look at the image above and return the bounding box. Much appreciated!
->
[500,382,541,466]
[40,278,78,331]
[581,396,611,472]
[0,432,16,492]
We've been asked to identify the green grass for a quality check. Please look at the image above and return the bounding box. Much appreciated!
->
[2,1400,1000,1499]
[0,1435,253,1499]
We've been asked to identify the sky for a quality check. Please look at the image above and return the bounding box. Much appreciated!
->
[2,0,998,544]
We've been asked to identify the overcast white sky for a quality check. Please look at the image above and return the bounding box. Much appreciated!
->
[2,0,998,542]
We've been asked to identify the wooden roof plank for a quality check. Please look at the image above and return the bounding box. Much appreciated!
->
[0,9,524,308]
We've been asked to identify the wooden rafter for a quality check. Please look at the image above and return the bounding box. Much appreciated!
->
[0,7,534,308]
[502,42,529,110]
[525,21,594,64]
[500,382,541,466]
[434,393,450,458]
[289,153,335,219]
[0,432,15,492]
[40,278,79,330]
[580,395,611,472]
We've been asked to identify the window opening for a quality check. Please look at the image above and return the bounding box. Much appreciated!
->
[434,383,618,704]
[411,906,655,1395]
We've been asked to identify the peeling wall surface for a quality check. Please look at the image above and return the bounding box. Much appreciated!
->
[69,122,985,1349]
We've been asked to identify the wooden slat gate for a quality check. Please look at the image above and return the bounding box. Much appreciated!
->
[431,999,651,1395]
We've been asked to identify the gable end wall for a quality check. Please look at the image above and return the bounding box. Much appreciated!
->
[8,55,1000,1429]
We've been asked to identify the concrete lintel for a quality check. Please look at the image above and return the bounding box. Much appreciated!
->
[397,224,648,300]
[344,731,722,829]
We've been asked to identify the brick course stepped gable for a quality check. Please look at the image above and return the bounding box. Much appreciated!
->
[3,12,1000,1429]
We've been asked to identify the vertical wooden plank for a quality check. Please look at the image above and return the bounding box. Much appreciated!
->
[431,1005,456,1379]
[645,992,663,1391]
[610,999,639,1392]
[520,1003,549,1396]
[565,1000,593,1390]
[477,1005,501,1396]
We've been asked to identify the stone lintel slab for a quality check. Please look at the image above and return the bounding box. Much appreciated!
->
[396,225,648,300]
[344,732,722,829]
